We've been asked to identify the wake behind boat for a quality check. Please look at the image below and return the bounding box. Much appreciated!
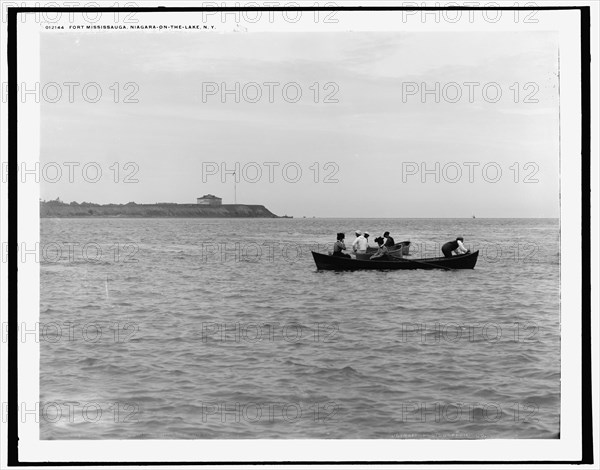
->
[312,250,479,270]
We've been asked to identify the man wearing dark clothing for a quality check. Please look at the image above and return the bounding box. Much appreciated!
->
[332,232,351,258]
[383,231,395,247]
[442,237,469,257]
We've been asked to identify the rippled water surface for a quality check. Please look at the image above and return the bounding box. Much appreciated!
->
[40,218,560,439]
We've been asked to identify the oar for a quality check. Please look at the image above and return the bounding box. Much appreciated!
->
[402,258,452,270]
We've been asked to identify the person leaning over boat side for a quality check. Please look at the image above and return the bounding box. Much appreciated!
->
[352,230,368,254]
[370,237,390,260]
[332,233,351,258]
[383,231,395,247]
[441,237,470,258]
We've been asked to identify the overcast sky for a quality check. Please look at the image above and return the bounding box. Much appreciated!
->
[41,30,559,217]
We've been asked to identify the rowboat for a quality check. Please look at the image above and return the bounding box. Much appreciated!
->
[357,241,410,260]
[365,240,410,256]
[312,250,479,270]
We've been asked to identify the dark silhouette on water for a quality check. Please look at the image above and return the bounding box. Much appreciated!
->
[312,250,479,270]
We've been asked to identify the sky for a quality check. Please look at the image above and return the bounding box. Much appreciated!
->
[40,30,560,217]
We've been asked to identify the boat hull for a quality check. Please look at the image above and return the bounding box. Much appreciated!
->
[312,250,479,270]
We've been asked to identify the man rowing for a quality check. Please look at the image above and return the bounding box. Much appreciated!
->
[370,237,390,260]
[441,237,470,257]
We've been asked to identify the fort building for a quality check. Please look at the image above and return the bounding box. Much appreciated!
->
[196,194,222,206]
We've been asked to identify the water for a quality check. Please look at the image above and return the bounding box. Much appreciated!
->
[40,218,560,439]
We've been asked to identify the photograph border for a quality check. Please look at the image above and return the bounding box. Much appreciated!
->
[6,4,593,466]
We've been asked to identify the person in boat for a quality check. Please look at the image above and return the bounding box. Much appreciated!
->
[332,233,351,258]
[352,230,368,254]
[441,237,470,257]
[370,236,390,260]
[383,231,395,248]
[363,231,371,248]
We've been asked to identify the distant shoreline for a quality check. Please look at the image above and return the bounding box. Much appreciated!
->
[40,201,281,218]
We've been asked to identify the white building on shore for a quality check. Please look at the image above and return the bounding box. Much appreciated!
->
[196,194,222,206]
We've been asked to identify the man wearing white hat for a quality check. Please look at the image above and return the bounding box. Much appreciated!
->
[352,230,368,254]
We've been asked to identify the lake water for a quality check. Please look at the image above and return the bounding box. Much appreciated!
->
[40,218,560,439]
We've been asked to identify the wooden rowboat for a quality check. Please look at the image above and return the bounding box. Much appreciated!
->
[365,241,410,255]
[356,241,410,260]
[312,250,479,270]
